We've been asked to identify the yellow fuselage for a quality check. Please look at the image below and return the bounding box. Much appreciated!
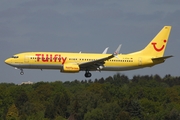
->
[5,52,161,71]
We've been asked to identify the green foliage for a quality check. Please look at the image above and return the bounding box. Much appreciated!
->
[1,74,180,119]
[6,104,18,120]
[44,104,56,119]
[84,108,103,120]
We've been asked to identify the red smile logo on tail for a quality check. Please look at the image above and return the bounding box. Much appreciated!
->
[151,40,166,52]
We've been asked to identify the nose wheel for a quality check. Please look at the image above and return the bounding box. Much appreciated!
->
[85,71,92,78]
[20,69,24,75]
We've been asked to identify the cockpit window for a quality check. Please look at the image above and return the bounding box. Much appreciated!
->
[12,56,19,58]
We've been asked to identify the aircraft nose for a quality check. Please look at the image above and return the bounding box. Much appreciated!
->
[5,58,11,64]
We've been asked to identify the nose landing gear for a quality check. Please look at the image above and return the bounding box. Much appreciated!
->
[15,67,24,75]
[20,69,24,75]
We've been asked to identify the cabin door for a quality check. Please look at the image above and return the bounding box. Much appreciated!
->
[24,55,29,63]
[138,57,142,66]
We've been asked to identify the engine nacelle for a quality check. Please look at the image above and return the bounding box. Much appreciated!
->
[61,64,80,73]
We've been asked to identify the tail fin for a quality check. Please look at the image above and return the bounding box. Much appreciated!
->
[130,26,171,57]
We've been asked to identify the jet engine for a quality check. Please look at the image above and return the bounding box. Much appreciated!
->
[61,63,80,73]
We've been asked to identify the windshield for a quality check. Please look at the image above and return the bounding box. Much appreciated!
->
[12,56,19,58]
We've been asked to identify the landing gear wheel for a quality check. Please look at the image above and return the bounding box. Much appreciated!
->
[20,72,24,75]
[85,71,92,78]
[20,69,24,75]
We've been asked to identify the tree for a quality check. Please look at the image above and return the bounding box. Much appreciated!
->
[53,93,70,118]
[14,90,28,116]
[2,73,180,119]
[117,111,130,120]
[6,104,18,120]
[44,104,56,119]
[84,108,103,120]
[166,87,180,103]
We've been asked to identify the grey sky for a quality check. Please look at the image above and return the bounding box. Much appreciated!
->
[1,0,180,84]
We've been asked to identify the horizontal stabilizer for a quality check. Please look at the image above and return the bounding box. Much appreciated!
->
[152,55,173,61]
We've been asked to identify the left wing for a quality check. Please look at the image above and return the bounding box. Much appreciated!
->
[102,47,109,54]
[79,44,121,70]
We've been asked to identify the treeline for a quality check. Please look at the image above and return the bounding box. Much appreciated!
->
[1,73,180,120]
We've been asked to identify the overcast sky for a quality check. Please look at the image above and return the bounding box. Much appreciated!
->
[1,0,180,84]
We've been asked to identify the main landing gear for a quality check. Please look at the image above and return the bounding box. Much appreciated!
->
[84,71,92,78]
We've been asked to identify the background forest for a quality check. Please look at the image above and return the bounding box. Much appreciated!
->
[1,73,180,120]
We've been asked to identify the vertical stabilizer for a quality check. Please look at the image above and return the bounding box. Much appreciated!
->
[130,26,171,57]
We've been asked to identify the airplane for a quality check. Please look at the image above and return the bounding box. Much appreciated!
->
[5,26,172,78]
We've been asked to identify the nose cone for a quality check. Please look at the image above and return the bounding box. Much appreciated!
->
[5,58,11,65]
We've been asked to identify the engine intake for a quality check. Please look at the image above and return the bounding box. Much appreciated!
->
[61,64,80,73]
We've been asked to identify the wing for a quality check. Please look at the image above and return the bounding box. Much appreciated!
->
[79,44,121,71]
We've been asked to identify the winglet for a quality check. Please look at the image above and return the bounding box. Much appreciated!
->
[113,44,121,56]
[102,47,109,54]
